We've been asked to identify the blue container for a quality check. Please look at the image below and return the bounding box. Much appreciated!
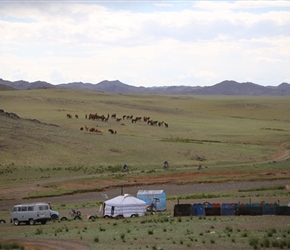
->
[221,203,238,216]
[191,204,198,216]
[195,203,205,216]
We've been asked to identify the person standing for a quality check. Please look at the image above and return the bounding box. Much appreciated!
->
[164,161,169,168]
[198,163,202,170]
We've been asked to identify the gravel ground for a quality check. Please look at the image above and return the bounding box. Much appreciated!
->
[1,179,289,211]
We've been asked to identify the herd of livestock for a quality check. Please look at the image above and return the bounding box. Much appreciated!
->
[66,112,169,134]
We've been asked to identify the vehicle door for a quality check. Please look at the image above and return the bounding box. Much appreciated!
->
[38,204,50,218]
[20,206,28,221]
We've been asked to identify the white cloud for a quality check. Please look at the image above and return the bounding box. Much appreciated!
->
[0,1,289,87]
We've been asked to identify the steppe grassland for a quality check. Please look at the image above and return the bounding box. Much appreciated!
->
[0,89,290,189]
[1,90,290,166]
[1,89,290,158]
[1,90,290,249]
[0,213,290,250]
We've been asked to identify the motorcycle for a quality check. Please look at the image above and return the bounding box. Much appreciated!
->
[70,209,82,220]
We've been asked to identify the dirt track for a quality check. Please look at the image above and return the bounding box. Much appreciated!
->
[1,179,290,211]
[1,142,290,250]
[1,238,91,250]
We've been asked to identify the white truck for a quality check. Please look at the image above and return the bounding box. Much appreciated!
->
[10,202,52,226]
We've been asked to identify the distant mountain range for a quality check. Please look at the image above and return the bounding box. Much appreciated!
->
[0,78,290,95]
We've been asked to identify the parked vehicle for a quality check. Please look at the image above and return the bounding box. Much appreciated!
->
[60,209,81,221]
[70,209,81,220]
[10,202,52,226]
[50,209,60,220]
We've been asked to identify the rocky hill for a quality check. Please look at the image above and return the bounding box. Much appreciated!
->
[0,78,289,95]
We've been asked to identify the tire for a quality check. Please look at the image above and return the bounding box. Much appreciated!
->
[13,219,19,226]
[29,218,34,225]
[0,219,6,223]
[130,214,138,218]
[103,215,110,219]
[51,214,59,221]
[88,216,96,220]
[74,215,81,220]
[60,217,68,221]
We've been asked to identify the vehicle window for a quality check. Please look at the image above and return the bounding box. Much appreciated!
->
[13,207,18,212]
[39,205,48,210]
[28,206,34,211]
[18,207,21,211]
[21,207,27,211]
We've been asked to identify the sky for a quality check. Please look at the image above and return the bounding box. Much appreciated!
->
[0,0,290,87]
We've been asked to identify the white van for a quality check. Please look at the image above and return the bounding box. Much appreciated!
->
[10,202,51,226]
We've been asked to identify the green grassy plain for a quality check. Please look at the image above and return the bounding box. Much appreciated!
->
[0,88,290,249]
[0,213,290,250]
[1,89,289,167]
[0,89,290,198]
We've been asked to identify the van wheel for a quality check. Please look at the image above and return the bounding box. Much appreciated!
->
[13,219,19,226]
[51,214,58,221]
[88,215,96,220]
[29,219,34,225]
[103,215,110,219]
[74,216,81,220]
[0,219,6,223]
[130,214,138,218]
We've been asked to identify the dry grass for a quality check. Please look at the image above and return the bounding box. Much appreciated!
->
[1,89,290,200]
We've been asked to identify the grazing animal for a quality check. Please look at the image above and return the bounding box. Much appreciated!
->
[116,118,121,122]
[164,122,168,127]
[158,121,164,126]
[89,127,96,132]
[143,116,150,122]
[75,114,78,118]
[67,113,72,118]
[80,127,84,131]
[85,114,87,119]
[85,125,89,131]
[111,114,116,118]
[149,120,158,126]
[108,129,117,134]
